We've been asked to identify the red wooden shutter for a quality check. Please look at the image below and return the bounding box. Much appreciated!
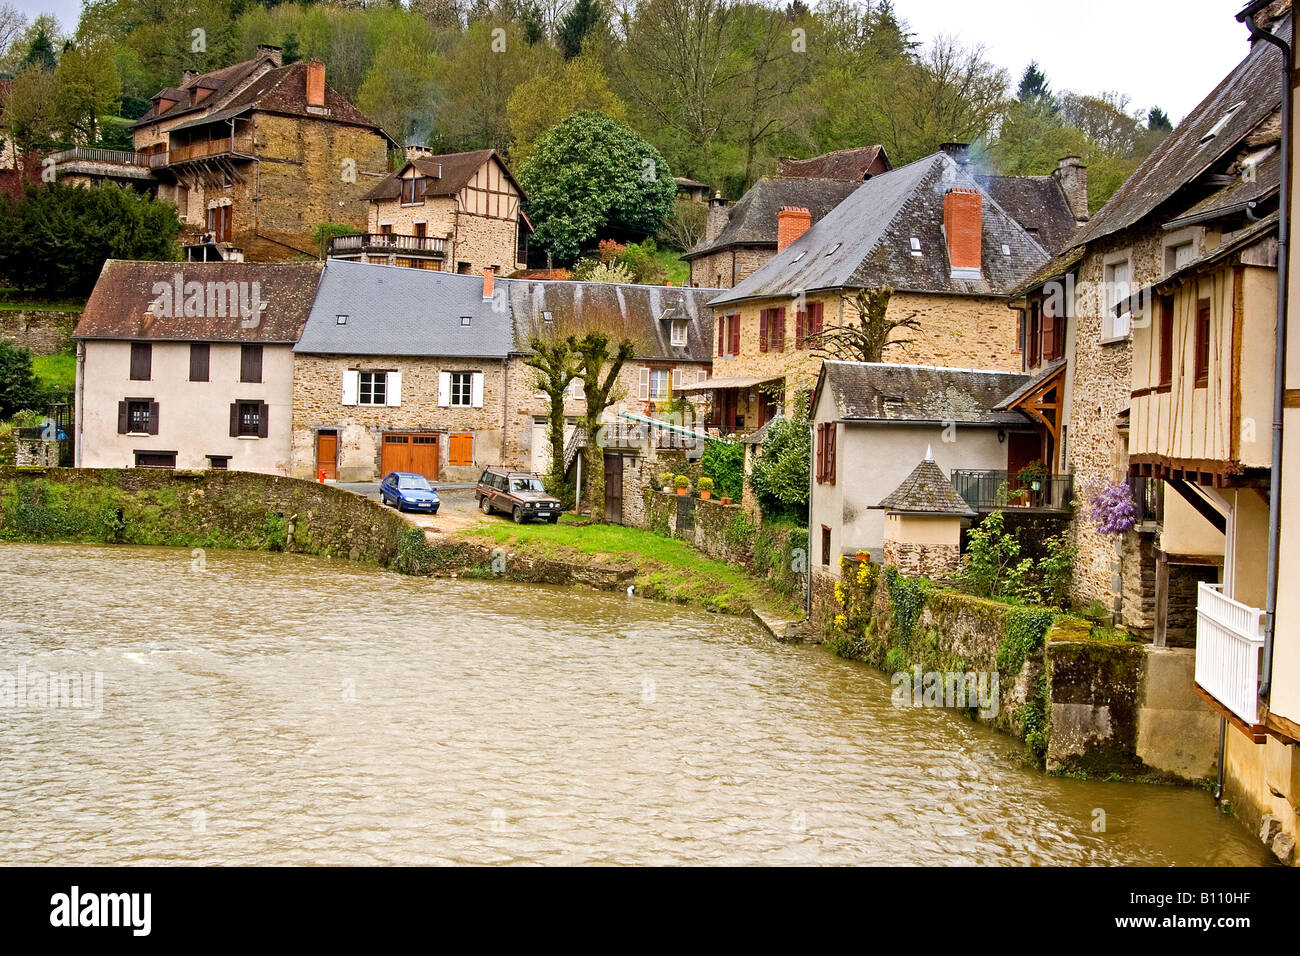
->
[775,308,786,351]
[815,423,825,483]
[729,315,740,355]
[796,309,805,347]
[1159,297,1174,385]
[827,424,836,485]
[718,317,725,356]
[811,302,823,335]
[759,309,769,352]
[1042,304,1056,361]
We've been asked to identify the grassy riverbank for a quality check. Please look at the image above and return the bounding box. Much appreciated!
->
[456,515,803,619]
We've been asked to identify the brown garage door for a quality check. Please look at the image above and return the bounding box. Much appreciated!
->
[381,433,438,479]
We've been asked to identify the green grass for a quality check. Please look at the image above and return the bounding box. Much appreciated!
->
[461,518,801,617]
[32,353,75,392]
[653,249,689,286]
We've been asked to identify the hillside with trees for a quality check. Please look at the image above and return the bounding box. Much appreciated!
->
[0,0,1174,263]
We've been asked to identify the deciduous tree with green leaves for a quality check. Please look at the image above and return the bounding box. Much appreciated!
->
[569,330,634,519]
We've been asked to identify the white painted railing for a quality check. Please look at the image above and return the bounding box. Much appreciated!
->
[1194,581,1265,726]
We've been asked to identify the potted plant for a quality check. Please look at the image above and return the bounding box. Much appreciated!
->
[658,472,674,493]
[674,475,690,496]
[1016,460,1048,491]
[698,476,714,500]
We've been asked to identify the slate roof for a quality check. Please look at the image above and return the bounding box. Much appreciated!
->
[506,279,719,362]
[778,145,890,181]
[816,360,1032,426]
[1066,12,1290,249]
[877,457,977,516]
[1163,147,1280,228]
[133,55,275,128]
[1008,245,1087,299]
[709,152,1048,306]
[294,260,514,358]
[365,150,523,202]
[683,177,860,260]
[992,359,1066,411]
[983,174,1078,254]
[76,261,322,344]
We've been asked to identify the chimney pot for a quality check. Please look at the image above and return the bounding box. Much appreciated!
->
[943,188,983,278]
[941,142,971,167]
[306,60,326,108]
[482,267,495,300]
[777,205,812,252]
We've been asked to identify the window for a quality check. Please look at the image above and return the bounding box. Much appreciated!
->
[240,344,263,383]
[1103,260,1132,341]
[821,526,832,566]
[1159,296,1175,386]
[189,343,209,382]
[358,371,387,405]
[671,320,687,347]
[206,204,231,243]
[815,422,836,484]
[230,400,266,438]
[647,368,671,402]
[1043,298,1064,362]
[1195,298,1211,387]
[134,450,176,469]
[448,432,474,466]
[759,307,786,352]
[401,176,427,205]
[718,314,741,357]
[460,315,472,327]
[413,222,427,238]
[207,455,230,470]
[118,399,158,435]
[336,314,348,325]
[909,237,922,256]
[1027,300,1042,367]
[130,342,152,381]
[448,372,472,407]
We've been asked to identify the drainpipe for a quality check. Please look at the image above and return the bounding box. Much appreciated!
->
[805,420,815,621]
[1238,2,1290,704]
[1214,716,1227,801]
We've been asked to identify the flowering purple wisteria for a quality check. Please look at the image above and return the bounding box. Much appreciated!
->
[1086,479,1138,536]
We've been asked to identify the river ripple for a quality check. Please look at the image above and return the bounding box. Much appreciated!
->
[0,543,1272,866]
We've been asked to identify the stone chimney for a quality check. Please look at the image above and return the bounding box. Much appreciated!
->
[777,206,812,252]
[705,193,729,243]
[943,188,982,278]
[482,267,495,300]
[182,69,199,85]
[940,142,971,169]
[306,60,326,107]
[405,145,436,164]
[256,44,283,68]
[1053,156,1089,225]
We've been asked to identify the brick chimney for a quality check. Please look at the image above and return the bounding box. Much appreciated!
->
[306,60,326,108]
[1053,156,1089,225]
[943,188,982,278]
[705,193,729,243]
[482,267,495,300]
[256,44,283,68]
[777,206,812,252]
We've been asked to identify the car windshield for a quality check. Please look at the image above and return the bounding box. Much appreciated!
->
[398,476,431,491]
[510,477,544,492]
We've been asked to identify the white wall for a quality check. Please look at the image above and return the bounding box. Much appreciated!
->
[77,340,294,474]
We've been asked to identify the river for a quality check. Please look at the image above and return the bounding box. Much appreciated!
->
[0,543,1271,865]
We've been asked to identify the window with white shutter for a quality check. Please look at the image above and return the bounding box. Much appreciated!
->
[470,371,484,408]
[638,367,650,401]
[386,371,402,407]
[438,371,451,407]
[342,369,359,406]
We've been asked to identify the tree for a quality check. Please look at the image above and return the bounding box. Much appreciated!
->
[568,330,634,518]
[748,399,810,520]
[505,55,627,165]
[807,286,919,362]
[1147,106,1172,133]
[557,0,603,59]
[657,198,707,251]
[2,66,61,159]
[18,21,56,72]
[53,41,123,143]
[0,3,26,65]
[0,183,180,298]
[523,336,580,486]
[0,339,43,420]
[1016,60,1052,106]
[519,110,676,262]
[281,32,301,64]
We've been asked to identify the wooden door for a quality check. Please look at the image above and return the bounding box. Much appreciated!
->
[381,434,409,475]
[1007,432,1042,488]
[604,454,623,524]
[316,430,338,479]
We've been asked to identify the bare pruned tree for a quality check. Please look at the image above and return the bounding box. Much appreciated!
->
[806,286,919,362]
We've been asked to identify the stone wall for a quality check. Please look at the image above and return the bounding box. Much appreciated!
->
[14,437,64,467]
[0,466,409,564]
[0,309,78,355]
[687,246,772,289]
[291,353,510,482]
[882,540,961,580]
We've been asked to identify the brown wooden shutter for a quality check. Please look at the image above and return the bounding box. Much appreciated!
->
[1042,304,1056,361]
[759,309,769,352]
[117,401,129,434]
[717,317,725,355]
[815,423,824,483]
[828,424,836,485]
[796,310,805,347]
[241,344,263,383]
[148,401,160,435]
[258,402,270,438]
[1159,296,1174,385]
[775,308,786,351]
[190,343,209,382]
[130,342,151,380]
[811,302,823,335]
[729,315,740,355]
[229,403,240,437]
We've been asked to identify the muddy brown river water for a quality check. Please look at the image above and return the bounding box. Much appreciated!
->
[0,543,1272,865]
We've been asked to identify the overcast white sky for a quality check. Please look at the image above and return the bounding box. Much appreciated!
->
[16,0,1255,122]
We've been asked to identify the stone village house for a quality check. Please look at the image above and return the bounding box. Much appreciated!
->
[681,150,1052,434]
[73,260,322,472]
[328,147,531,277]
[50,47,395,264]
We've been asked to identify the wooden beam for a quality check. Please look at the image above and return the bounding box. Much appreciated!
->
[1193,683,1267,743]
[1165,478,1227,534]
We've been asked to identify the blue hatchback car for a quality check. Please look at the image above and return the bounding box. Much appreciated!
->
[380,472,440,513]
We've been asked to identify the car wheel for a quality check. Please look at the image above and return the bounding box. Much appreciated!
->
[480,496,493,515]
[512,507,525,524]
[548,516,559,524]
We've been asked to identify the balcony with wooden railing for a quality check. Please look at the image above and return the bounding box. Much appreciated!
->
[327,233,447,259]
[1194,581,1266,739]
[161,135,256,166]
[48,147,155,181]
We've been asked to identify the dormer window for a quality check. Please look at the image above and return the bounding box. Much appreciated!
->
[401,176,427,205]
[671,320,687,347]
[460,316,472,327]
[910,237,922,256]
